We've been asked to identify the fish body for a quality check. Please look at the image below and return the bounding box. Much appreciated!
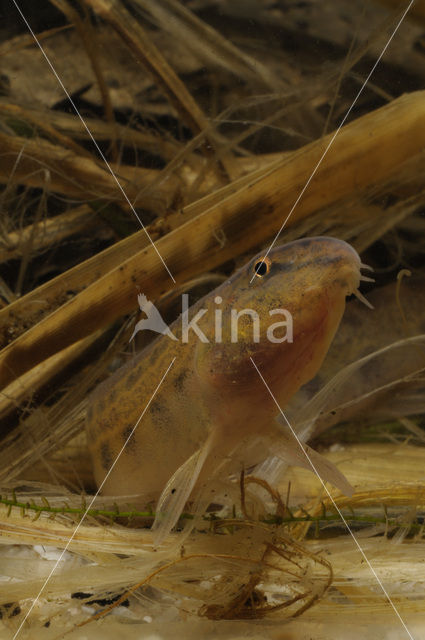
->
[86,237,364,540]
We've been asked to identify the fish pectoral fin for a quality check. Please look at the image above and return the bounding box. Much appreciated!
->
[151,438,212,546]
[274,437,354,496]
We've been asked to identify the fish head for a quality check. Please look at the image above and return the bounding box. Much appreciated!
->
[195,236,364,414]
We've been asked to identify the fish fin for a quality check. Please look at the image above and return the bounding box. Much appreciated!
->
[273,437,353,496]
[151,438,212,546]
[253,455,287,486]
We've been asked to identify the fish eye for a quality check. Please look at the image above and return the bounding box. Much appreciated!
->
[253,256,271,277]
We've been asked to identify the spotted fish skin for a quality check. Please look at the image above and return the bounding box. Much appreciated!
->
[87,237,362,516]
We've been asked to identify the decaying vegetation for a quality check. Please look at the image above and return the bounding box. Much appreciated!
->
[0,1,425,638]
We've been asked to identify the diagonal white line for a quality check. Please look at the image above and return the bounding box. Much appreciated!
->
[11,0,176,283]
[250,357,415,640]
[12,357,176,640]
[250,0,414,282]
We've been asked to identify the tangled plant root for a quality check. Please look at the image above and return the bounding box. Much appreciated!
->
[71,472,332,630]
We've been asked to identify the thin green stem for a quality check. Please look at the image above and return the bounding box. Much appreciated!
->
[1,493,423,533]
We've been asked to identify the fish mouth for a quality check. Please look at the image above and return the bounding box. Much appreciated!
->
[346,252,374,309]
[353,262,374,308]
[333,240,374,308]
[266,237,374,310]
